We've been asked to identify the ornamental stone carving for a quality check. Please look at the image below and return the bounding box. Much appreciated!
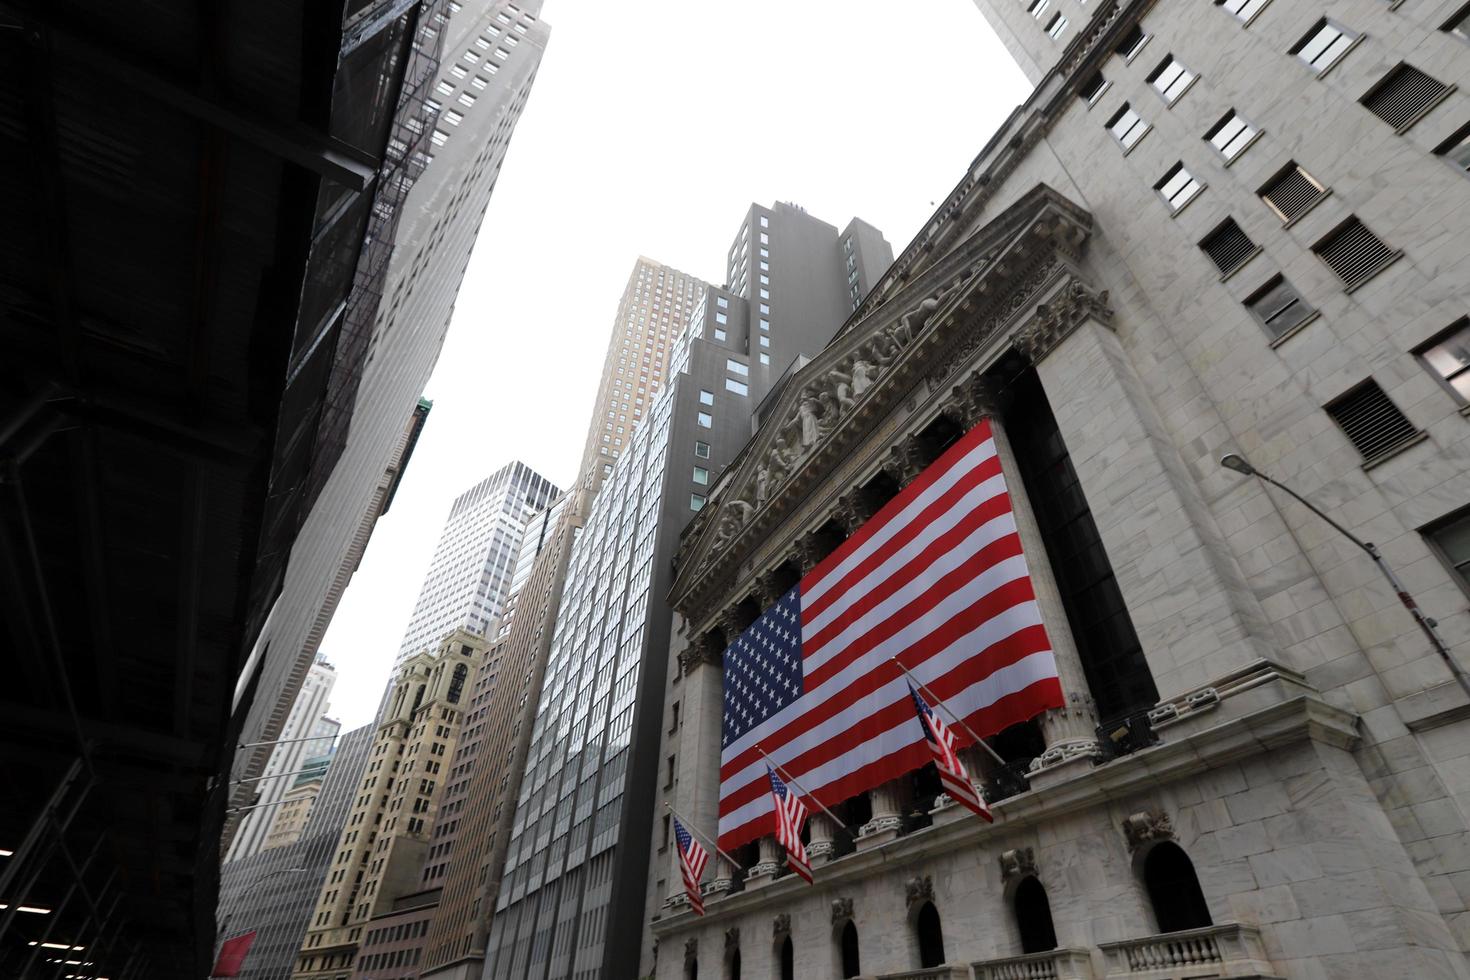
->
[684,937,697,962]
[835,489,873,534]
[677,637,722,676]
[724,927,740,952]
[773,913,791,940]
[1013,279,1113,364]
[831,897,854,926]
[794,534,824,575]
[1122,808,1175,852]
[999,847,1039,883]
[905,874,935,909]
[945,369,1004,429]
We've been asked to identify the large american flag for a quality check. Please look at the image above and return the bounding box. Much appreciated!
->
[672,815,708,915]
[718,418,1063,849]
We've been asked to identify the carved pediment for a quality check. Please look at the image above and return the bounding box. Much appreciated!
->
[669,184,1096,629]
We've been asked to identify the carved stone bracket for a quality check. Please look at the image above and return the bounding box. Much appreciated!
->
[1122,808,1175,852]
[724,927,740,952]
[831,897,854,926]
[905,874,935,909]
[999,847,1039,883]
[772,913,791,941]
[1013,278,1113,365]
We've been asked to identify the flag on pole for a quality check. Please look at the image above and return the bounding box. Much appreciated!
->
[672,815,708,915]
[718,419,1063,850]
[909,683,992,821]
[767,767,813,883]
[211,930,258,977]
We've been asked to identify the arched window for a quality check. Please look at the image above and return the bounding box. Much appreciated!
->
[1144,842,1212,933]
[1014,877,1058,953]
[779,936,794,980]
[916,901,945,969]
[840,920,860,978]
[727,947,740,980]
[685,956,698,980]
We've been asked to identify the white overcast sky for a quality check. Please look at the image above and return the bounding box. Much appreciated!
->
[319,0,1029,730]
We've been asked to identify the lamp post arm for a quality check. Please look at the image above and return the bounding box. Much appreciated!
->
[1255,471,1375,557]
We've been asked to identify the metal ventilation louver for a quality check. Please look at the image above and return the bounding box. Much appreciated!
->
[1326,380,1419,461]
[1200,219,1256,275]
[1313,217,1398,287]
[1260,164,1328,221]
[1362,64,1451,131]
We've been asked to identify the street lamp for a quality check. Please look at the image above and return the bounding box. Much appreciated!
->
[1220,453,1470,701]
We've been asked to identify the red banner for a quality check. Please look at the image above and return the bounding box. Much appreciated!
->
[212,930,257,977]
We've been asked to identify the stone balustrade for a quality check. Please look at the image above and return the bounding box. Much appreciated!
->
[1098,923,1278,978]
[972,947,1095,979]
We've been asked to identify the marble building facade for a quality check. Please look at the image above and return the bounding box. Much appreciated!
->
[643,0,1470,976]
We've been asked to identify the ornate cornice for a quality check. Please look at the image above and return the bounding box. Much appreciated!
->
[669,186,1096,631]
[1013,278,1114,364]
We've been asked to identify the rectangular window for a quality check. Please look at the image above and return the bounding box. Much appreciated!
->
[690,493,706,511]
[1148,56,1196,104]
[1291,19,1358,74]
[436,80,455,95]
[449,64,467,78]
[1245,275,1315,340]
[471,75,489,89]
[694,441,711,458]
[1078,71,1109,105]
[1415,318,1470,403]
[1446,3,1470,41]
[475,36,491,49]
[1045,12,1068,38]
[1199,218,1258,276]
[759,274,769,285]
[697,412,712,428]
[759,319,770,331]
[1115,24,1148,61]
[1360,64,1453,132]
[457,92,476,107]
[1312,217,1399,288]
[1155,163,1203,212]
[1027,0,1049,16]
[693,466,709,485]
[725,378,749,396]
[1259,163,1329,222]
[1205,110,1258,161]
[759,335,770,348]
[716,296,729,308]
[715,312,727,324]
[760,232,769,245]
[1425,506,1470,597]
[760,304,770,315]
[431,129,449,147]
[1325,379,1419,462]
[726,358,749,376]
[759,289,770,300]
[1107,104,1149,150]
[1217,0,1269,22]
[760,352,771,365]
[714,328,727,341]
[699,390,714,406]
[1437,122,1470,175]
[444,109,464,126]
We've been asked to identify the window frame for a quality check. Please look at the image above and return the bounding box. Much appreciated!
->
[1204,109,1261,163]
[1147,55,1197,105]
[1107,103,1150,152]
[1421,504,1470,600]
[1413,317,1470,405]
[1244,274,1318,342]
[1290,18,1360,76]
[1154,162,1204,214]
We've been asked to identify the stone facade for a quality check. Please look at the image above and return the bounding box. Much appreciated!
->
[645,0,1470,977]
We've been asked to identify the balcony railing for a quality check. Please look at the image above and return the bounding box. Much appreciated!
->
[972,947,1095,979]
[1098,923,1277,977]
[876,965,972,980]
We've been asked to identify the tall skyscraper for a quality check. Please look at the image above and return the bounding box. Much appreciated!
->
[215,724,374,980]
[395,462,560,666]
[642,2,1470,978]
[291,631,491,980]
[228,0,553,846]
[229,655,342,861]
[485,206,892,979]
[576,258,709,493]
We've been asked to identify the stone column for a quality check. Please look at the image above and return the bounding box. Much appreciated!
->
[807,813,836,862]
[858,780,904,848]
[947,371,1101,788]
[707,854,737,896]
[673,615,727,908]
[746,835,782,883]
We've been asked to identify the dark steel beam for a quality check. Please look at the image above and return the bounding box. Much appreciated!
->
[0,2,379,190]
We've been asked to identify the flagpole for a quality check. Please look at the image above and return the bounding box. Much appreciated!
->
[889,657,1010,768]
[754,745,855,837]
[662,801,742,869]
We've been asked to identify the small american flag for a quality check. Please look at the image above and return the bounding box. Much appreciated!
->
[672,816,708,915]
[910,683,991,821]
[767,767,812,883]
[719,419,1063,849]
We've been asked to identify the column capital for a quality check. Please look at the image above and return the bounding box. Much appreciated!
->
[946,369,1005,429]
[793,534,823,575]
[1013,277,1113,365]
[834,488,874,535]
[881,436,925,487]
[677,635,723,674]
[754,570,784,606]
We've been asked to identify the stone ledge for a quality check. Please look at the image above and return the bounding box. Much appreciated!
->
[1397,678,1470,733]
